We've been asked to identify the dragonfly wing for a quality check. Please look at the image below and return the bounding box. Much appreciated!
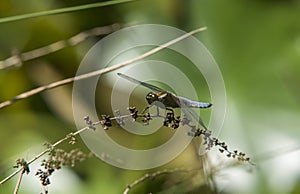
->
[169,95,208,129]
[118,73,210,129]
[178,96,212,108]
[182,108,208,130]
[117,73,163,92]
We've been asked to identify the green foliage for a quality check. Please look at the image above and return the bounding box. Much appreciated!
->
[1,0,300,194]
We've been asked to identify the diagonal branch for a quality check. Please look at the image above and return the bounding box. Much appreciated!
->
[0,24,121,70]
[13,170,23,194]
[123,168,190,194]
[0,124,89,185]
[0,0,139,24]
[0,27,207,110]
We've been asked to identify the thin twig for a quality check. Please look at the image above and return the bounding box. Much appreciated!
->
[0,24,121,69]
[13,170,23,194]
[42,186,48,194]
[0,27,207,109]
[0,0,139,24]
[123,168,190,194]
[0,126,89,185]
[1,104,254,186]
[0,108,144,185]
[0,108,175,185]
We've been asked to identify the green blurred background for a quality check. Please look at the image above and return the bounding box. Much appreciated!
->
[1,0,300,193]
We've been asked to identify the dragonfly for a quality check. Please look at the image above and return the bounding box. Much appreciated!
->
[117,73,212,129]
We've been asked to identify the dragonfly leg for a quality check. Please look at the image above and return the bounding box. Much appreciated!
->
[142,105,162,116]
[166,107,174,115]
[156,106,160,116]
[142,105,152,114]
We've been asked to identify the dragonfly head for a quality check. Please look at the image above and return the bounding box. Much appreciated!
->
[146,92,159,105]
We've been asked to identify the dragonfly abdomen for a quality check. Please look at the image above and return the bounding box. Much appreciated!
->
[179,96,212,108]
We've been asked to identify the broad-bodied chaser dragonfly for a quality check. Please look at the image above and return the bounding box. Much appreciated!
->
[117,73,212,129]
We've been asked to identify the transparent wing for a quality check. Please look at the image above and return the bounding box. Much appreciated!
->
[117,73,163,93]
[118,73,210,129]
[178,96,212,108]
[182,108,208,130]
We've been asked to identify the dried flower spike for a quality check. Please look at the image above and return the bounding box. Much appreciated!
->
[99,115,112,130]
[114,110,125,126]
[142,113,152,125]
[84,115,96,130]
[67,132,77,145]
[128,106,138,121]
[14,158,30,174]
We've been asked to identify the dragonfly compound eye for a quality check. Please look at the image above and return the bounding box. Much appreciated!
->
[146,92,158,104]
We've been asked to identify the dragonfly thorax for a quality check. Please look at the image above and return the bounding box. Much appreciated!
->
[146,92,159,105]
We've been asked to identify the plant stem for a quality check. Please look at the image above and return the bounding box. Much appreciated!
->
[0,27,207,109]
[0,0,139,24]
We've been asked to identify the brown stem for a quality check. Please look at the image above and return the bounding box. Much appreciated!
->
[13,170,23,194]
[0,27,207,110]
